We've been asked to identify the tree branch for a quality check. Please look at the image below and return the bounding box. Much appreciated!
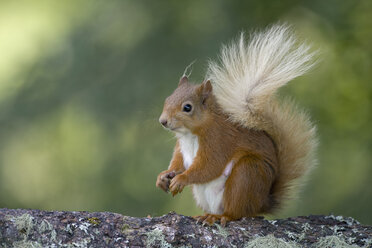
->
[0,208,370,247]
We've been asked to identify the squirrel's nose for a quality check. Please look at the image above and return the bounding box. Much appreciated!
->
[159,118,168,127]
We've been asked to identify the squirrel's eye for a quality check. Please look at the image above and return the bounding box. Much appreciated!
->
[183,104,192,112]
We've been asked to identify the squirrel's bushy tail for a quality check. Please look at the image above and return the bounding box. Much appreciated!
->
[207,24,317,212]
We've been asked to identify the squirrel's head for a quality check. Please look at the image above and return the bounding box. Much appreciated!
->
[159,76,213,134]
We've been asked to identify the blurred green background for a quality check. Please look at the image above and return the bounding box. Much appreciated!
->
[0,0,371,224]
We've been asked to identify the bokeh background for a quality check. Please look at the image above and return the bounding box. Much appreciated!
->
[0,0,371,224]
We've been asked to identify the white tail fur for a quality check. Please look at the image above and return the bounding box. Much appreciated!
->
[207,24,318,212]
[207,24,316,127]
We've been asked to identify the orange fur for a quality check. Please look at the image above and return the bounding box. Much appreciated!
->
[157,78,282,224]
[157,25,316,225]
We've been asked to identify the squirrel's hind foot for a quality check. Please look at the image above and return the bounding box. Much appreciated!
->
[193,213,232,227]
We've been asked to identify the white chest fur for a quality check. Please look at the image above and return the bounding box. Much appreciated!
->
[178,132,199,170]
[177,132,233,215]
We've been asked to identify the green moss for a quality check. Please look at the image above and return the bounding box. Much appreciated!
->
[244,235,299,248]
[362,238,372,248]
[244,233,365,248]
[87,217,101,226]
[64,224,74,235]
[146,228,172,248]
[50,230,57,242]
[13,240,43,248]
[38,220,53,233]
[213,224,229,239]
[93,229,101,235]
[121,223,132,234]
[122,223,130,230]
[315,236,359,248]
[7,214,35,237]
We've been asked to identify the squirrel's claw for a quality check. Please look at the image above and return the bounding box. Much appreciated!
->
[170,182,183,196]
[193,214,232,227]
[193,215,208,224]
[169,174,187,196]
[156,170,176,193]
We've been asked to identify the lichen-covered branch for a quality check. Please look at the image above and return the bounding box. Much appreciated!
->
[0,208,370,247]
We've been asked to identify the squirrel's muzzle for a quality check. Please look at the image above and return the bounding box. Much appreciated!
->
[159,118,168,128]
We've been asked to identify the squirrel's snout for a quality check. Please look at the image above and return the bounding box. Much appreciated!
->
[159,118,168,127]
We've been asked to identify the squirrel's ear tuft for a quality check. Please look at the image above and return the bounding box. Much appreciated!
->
[200,80,213,104]
[203,80,212,94]
[179,76,188,86]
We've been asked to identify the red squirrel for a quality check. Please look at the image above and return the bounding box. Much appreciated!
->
[156,25,317,226]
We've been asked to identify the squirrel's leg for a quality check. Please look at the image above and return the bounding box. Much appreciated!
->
[156,142,185,192]
[222,155,275,221]
[193,155,275,226]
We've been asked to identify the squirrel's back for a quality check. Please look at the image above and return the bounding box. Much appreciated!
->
[207,24,318,212]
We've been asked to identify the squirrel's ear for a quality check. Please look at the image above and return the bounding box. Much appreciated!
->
[200,80,213,104]
[203,80,212,94]
[179,76,188,86]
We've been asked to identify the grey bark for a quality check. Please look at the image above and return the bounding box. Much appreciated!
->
[0,208,370,247]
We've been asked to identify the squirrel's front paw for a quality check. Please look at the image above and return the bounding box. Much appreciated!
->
[156,171,176,192]
[169,174,188,196]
